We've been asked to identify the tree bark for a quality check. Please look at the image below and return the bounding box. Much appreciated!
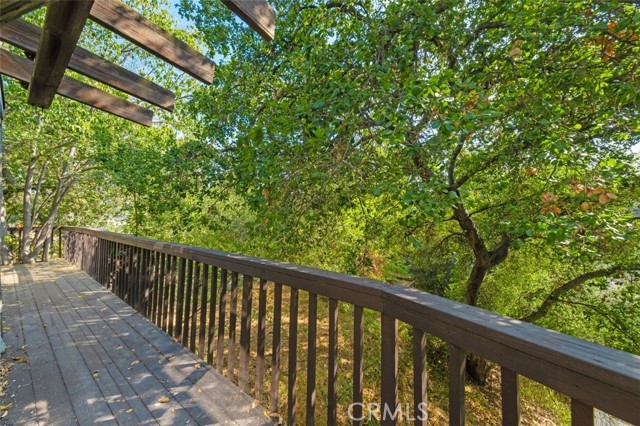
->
[32,147,77,260]
[20,152,36,263]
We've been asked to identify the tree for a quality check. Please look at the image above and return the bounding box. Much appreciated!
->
[180,0,640,377]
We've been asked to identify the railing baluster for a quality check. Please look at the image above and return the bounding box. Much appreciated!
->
[125,245,132,303]
[168,256,178,336]
[228,271,239,380]
[207,266,218,366]
[256,279,267,401]
[239,274,253,392]
[287,287,299,424]
[199,264,209,358]
[571,399,594,426]
[216,269,228,373]
[149,251,159,321]
[270,283,283,416]
[413,328,428,426]
[501,367,520,426]
[182,259,194,347]
[189,262,200,352]
[174,258,186,340]
[155,252,165,326]
[448,345,466,426]
[353,305,364,426]
[381,315,398,426]
[158,254,167,329]
[328,298,339,426]
[306,293,318,425]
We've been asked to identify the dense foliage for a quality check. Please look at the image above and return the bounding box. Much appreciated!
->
[2,0,638,383]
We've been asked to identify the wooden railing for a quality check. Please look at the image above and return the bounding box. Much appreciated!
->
[61,227,640,426]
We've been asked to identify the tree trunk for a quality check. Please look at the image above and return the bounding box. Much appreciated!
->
[20,154,36,263]
[32,147,77,260]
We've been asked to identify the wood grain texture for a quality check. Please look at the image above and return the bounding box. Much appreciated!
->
[448,345,466,426]
[89,0,214,84]
[0,19,175,110]
[28,0,94,107]
[0,0,44,25]
[501,367,520,426]
[221,0,276,41]
[61,227,640,426]
[571,399,594,426]
[0,262,274,426]
[0,49,153,126]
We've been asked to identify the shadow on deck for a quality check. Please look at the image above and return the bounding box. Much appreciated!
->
[0,261,273,426]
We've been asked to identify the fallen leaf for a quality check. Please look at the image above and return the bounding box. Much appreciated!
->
[0,403,12,411]
[130,360,140,366]
[193,363,201,369]
[11,357,28,364]
[126,408,133,414]
[158,396,170,404]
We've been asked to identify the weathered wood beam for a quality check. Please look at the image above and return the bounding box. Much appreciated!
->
[222,0,275,42]
[1,19,175,111]
[1,49,153,126]
[0,0,45,25]
[89,0,214,84]
[27,0,95,108]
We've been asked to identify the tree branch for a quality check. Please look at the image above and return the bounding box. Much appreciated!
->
[556,298,640,351]
[520,266,623,322]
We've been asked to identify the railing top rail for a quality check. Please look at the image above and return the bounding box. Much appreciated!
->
[62,226,640,424]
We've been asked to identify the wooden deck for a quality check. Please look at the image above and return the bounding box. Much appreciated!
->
[0,261,274,426]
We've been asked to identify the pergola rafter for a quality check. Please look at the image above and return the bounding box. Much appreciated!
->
[0,0,276,126]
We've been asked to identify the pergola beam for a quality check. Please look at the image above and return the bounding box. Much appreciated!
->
[1,19,176,111]
[27,0,95,108]
[1,49,153,126]
[0,0,45,26]
[89,0,215,84]
[221,0,275,42]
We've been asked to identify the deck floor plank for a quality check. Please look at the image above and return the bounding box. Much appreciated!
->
[10,265,78,426]
[1,268,39,426]
[69,271,267,424]
[0,261,273,426]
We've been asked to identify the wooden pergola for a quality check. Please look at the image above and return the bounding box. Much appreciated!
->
[0,0,275,126]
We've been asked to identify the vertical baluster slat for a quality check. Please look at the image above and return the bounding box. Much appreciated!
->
[448,345,466,426]
[216,269,228,373]
[228,272,239,380]
[207,266,218,366]
[287,287,299,424]
[159,254,168,330]
[270,283,283,415]
[353,305,364,426]
[571,399,594,426]
[156,252,165,326]
[182,259,194,346]
[413,328,428,426]
[239,274,253,392]
[168,256,178,336]
[306,293,318,425]
[381,315,398,426]
[328,298,339,426]
[147,251,160,324]
[501,367,520,426]
[199,264,209,358]
[255,279,267,401]
[189,262,200,352]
